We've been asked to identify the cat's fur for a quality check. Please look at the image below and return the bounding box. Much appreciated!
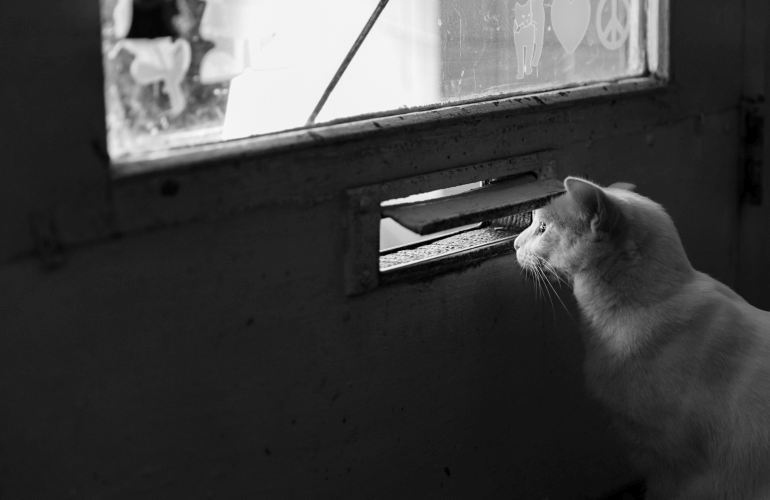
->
[514,177,770,500]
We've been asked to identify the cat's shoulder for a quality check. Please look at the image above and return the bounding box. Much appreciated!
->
[687,272,755,308]
[679,272,770,333]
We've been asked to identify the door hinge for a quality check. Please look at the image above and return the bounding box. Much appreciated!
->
[741,96,765,205]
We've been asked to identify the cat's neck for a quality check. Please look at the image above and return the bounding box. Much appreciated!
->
[572,234,695,356]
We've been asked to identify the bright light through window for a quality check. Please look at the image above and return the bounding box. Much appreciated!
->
[101,0,649,161]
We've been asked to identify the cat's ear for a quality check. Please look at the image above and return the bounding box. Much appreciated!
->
[609,182,636,191]
[564,177,622,235]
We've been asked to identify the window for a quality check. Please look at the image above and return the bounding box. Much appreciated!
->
[99,0,665,294]
[101,0,651,162]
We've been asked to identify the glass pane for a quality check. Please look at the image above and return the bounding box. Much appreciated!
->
[101,0,649,161]
[322,0,645,122]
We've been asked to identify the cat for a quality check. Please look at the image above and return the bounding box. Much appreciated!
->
[513,0,545,79]
[514,177,770,499]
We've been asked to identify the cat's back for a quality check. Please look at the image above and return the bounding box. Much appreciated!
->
[680,272,770,371]
[585,273,770,497]
[640,274,770,498]
[690,273,770,419]
[633,272,770,416]
[585,271,770,437]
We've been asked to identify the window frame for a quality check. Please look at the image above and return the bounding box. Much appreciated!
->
[111,0,669,177]
[106,0,688,244]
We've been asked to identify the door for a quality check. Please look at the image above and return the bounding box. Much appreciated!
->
[0,0,766,498]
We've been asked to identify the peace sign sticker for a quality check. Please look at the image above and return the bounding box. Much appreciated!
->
[596,0,631,50]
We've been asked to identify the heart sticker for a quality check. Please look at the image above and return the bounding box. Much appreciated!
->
[551,0,591,55]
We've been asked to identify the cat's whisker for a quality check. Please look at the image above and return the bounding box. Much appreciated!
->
[535,257,573,318]
[548,266,570,287]
[522,258,566,318]
[530,266,543,302]
[540,258,569,287]
[521,257,552,309]
[543,271,572,317]
[523,262,539,299]
[532,262,557,317]
[532,266,545,304]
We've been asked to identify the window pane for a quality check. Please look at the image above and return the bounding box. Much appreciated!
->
[101,0,649,161]
[321,0,646,122]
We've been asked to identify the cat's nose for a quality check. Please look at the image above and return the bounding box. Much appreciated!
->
[514,236,521,251]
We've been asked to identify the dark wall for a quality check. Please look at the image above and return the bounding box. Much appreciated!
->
[0,118,744,498]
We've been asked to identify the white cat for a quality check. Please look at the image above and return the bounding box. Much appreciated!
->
[514,177,770,500]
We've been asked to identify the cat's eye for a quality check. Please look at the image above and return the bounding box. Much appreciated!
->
[536,221,547,234]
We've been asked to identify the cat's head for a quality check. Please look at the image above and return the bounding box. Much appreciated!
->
[514,2,532,23]
[513,177,687,281]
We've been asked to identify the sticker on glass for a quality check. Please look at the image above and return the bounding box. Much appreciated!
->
[513,0,545,79]
[551,0,591,55]
[596,0,631,50]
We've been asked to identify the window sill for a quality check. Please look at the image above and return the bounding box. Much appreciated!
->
[111,75,667,179]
